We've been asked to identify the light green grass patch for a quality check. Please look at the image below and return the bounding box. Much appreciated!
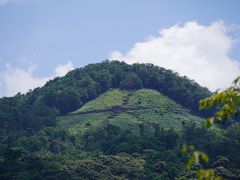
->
[129,89,183,110]
[57,112,111,135]
[57,88,202,135]
[71,89,128,114]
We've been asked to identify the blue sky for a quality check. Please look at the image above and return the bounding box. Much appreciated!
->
[0,0,240,96]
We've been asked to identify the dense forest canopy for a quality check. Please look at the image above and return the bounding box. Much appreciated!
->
[0,60,211,133]
[1,60,239,179]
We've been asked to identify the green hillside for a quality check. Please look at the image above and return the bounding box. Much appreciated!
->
[58,89,201,135]
[0,61,212,134]
[0,61,239,179]
[71,89,128,113]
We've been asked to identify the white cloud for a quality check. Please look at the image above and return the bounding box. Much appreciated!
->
[109,21,240,91]
[54,61,74,77]
[0,62,74,97]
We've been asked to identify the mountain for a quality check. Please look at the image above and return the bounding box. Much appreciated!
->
[0,60,240,179]
[58,88,201,152]
[59,88,201,136]
[0,60,212,133]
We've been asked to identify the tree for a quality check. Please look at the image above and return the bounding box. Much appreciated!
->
[199,76,240,128]
[183,76,240,180]
[120,72,143,90]
[58,88,83,115]
[93,70,112,92]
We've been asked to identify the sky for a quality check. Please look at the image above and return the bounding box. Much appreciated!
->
[0,0,240,97]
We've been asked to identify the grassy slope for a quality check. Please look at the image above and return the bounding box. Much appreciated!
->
[71,89,129,113]
[57,89,202,135]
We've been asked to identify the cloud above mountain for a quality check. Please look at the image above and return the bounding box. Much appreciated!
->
[54,62,74,77]
[109,21,240,91]
[0,62,74,97]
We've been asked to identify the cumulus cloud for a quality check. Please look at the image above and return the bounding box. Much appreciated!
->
[0,62,74,97]
[54,61,74,77]
[109,21,240,91]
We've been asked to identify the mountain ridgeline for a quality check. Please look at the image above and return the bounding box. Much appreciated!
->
[43,60,211,115]
[0,60,211,133]
[2,61,240,179]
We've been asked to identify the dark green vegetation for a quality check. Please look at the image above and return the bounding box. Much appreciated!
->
[0,61,240,179]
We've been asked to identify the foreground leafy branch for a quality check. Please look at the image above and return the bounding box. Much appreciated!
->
[183,76,240,179]
[182,145,222,180]
[199,76,240,128]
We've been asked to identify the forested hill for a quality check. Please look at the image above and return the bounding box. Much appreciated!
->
[0,60,211,133]
[1,60,240,179]
[46,60,211,114]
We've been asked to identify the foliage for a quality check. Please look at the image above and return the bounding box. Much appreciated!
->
[120,72,143,90]
[182,76,240,180]
[72,89,128,113]
[182,145,209,170]
[62,89,201,135]
[199,76,240,128]
[1,61,240,179]
[0,60,211,135]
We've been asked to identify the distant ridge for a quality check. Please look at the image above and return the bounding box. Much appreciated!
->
[0,60,212,133]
